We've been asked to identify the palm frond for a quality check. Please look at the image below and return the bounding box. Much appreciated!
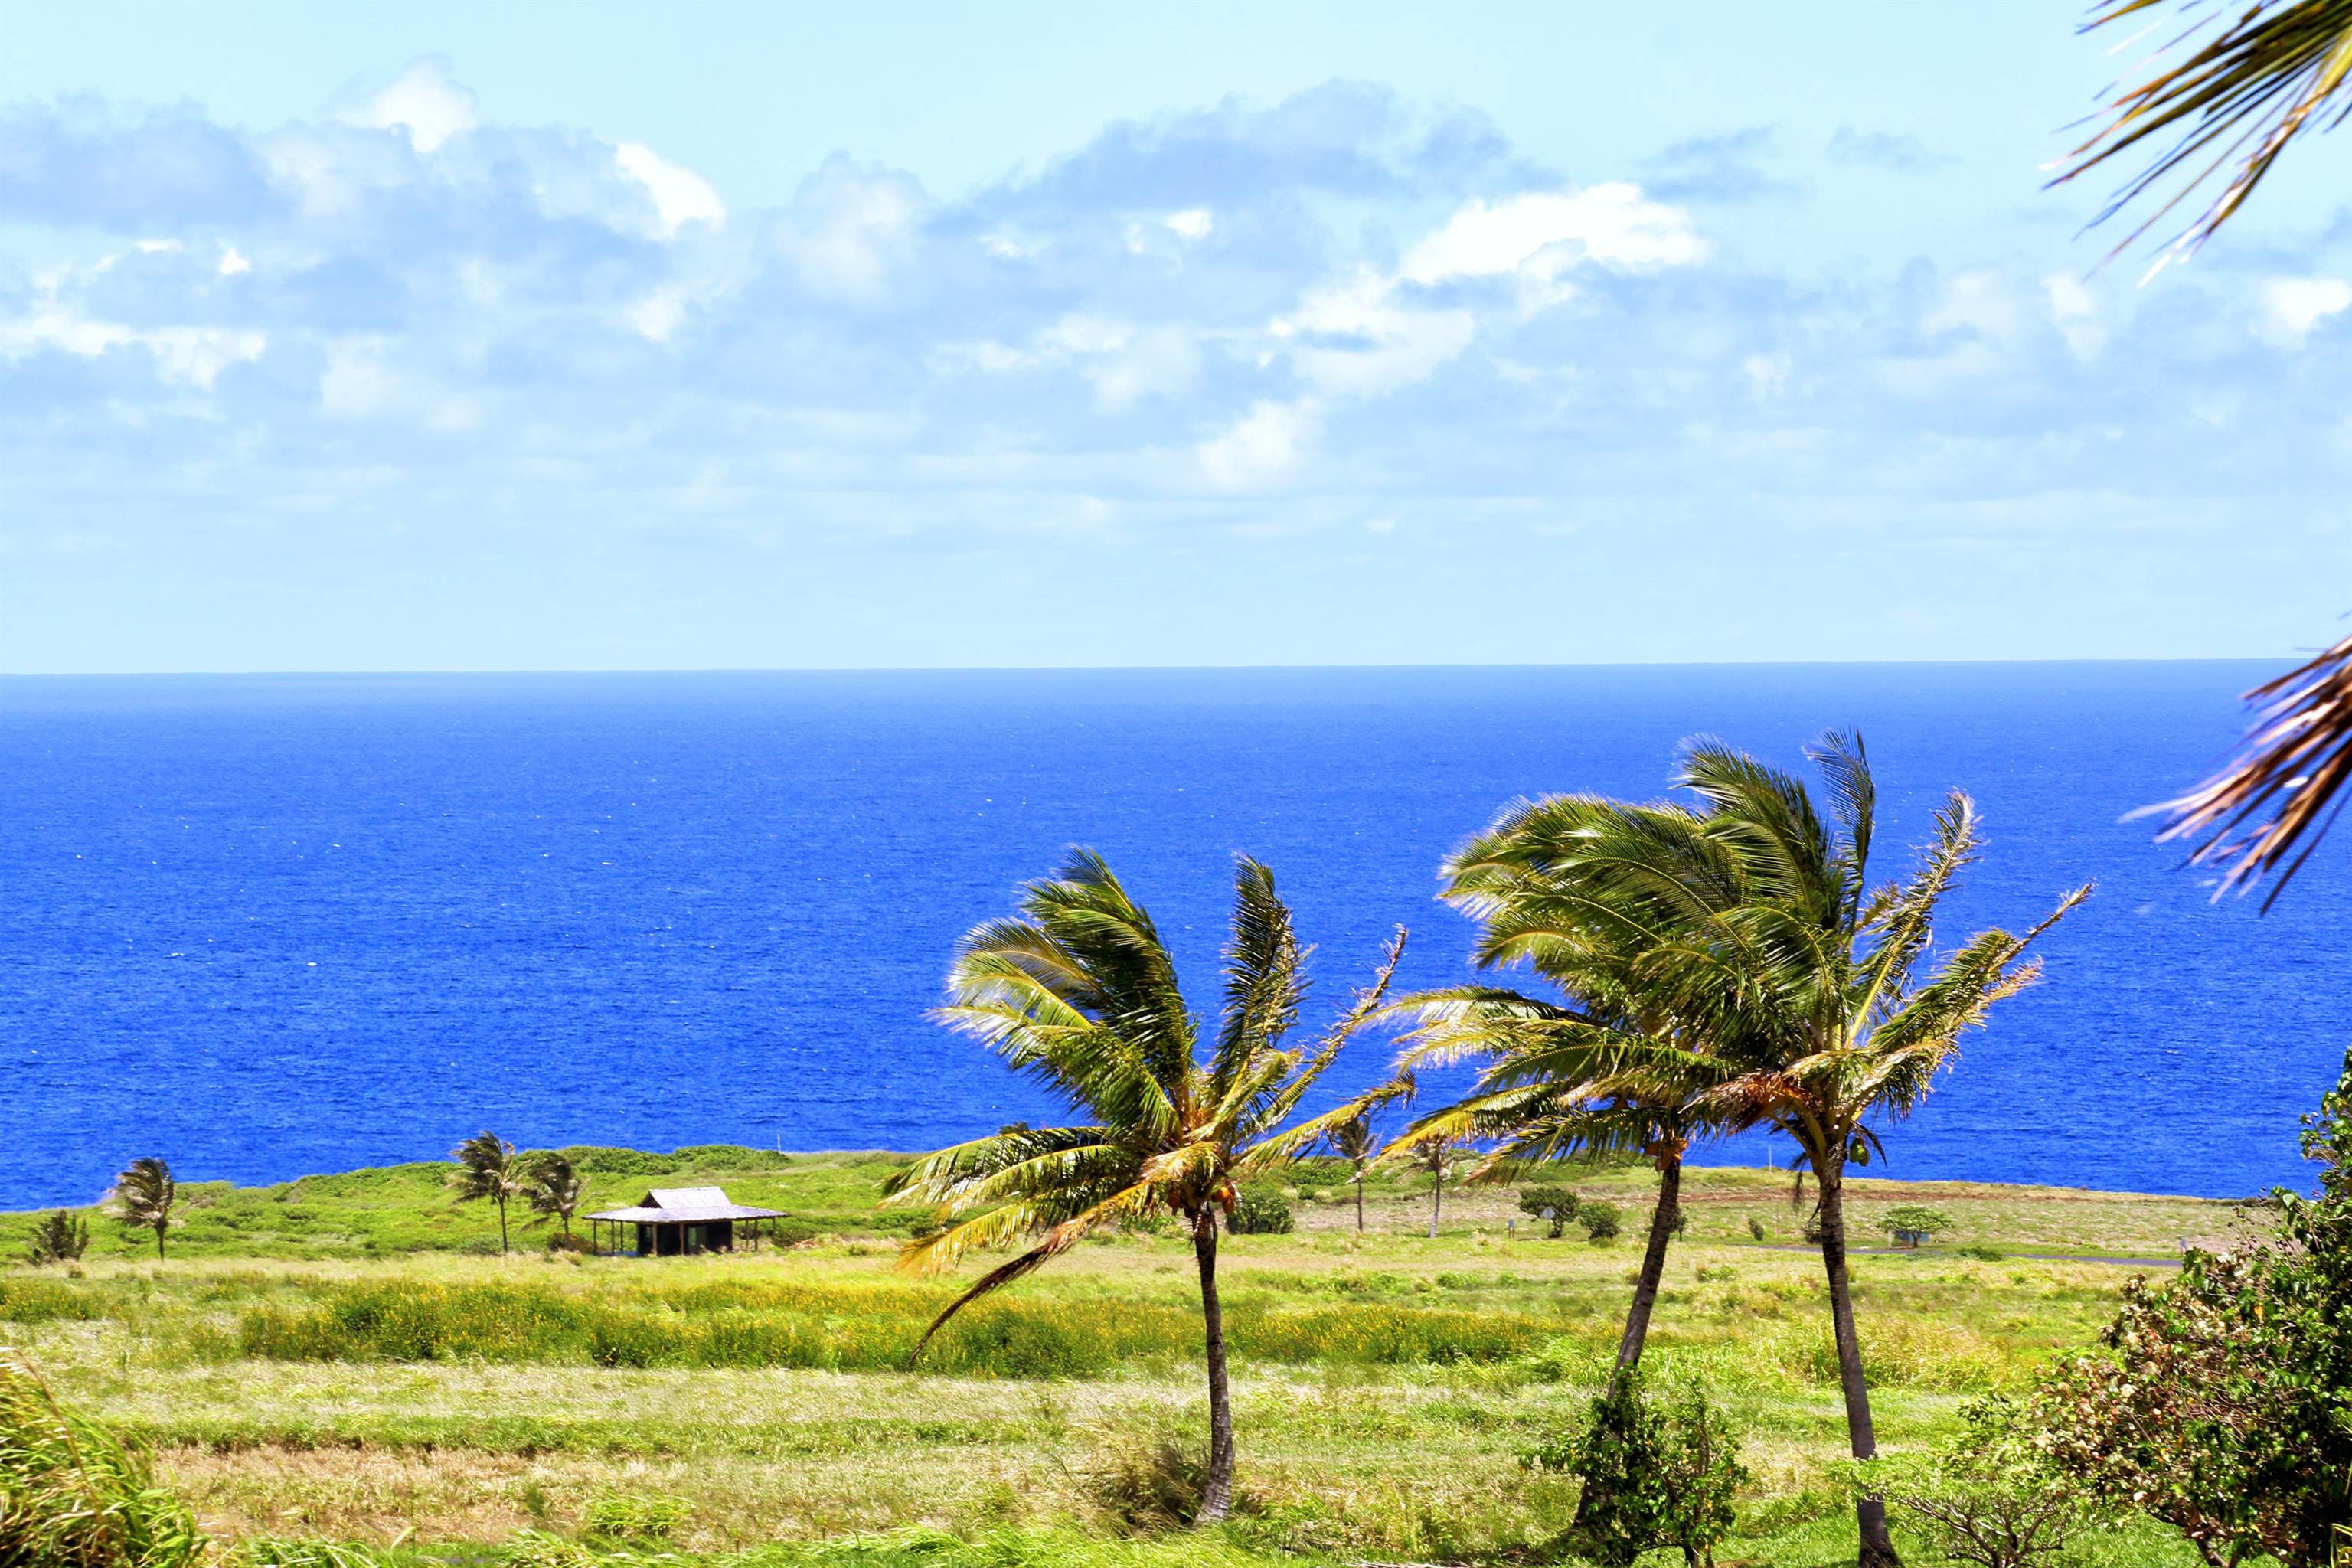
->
[2143,630,2352,907]
[2057,0,2352,266]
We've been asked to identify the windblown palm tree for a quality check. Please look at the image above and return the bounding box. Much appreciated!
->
[1668,735,2089,1567]
[110,1157,175,1261]
[2057,0,2352,268]
[449,1131,524,1255]
[1320,1111,1378,1233]
[883,851,1402,1524]
[521,1153,588,1243]
[1387,793,1752,1374]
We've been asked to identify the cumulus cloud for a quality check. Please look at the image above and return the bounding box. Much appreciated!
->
[2258,276,2351,346]
[2,64,2347,629]
[334,56,478,153]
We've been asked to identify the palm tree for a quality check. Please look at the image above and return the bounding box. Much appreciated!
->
[1321,1112,1377,1233]
[2056,0,2352,268]
[449,1131,524,1254]
[1665,734,2088,1567]
[110,1158,175,1260]
[1393,792,1755,1374]
[882,851,1402,1524]
[521,1153,588,1243]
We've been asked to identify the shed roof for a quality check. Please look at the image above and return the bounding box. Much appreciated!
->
[583,1184,788,1225]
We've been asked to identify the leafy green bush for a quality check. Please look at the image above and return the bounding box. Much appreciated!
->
[1748,1217,1768,1242]
[1522,1371,1746,1567]
[1579,1202,1622,1243]
[1225,1189,1293,1236]
[1517,1187,1579,1238]
[2033,1045,2352,1567]
[0,1348,205,1568]
[1860,1395,2102,1568]
[24,1210,89,1266]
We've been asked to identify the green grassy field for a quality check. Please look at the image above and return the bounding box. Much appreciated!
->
[6,1150,2271,1566]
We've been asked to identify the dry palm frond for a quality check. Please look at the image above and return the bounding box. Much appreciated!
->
[2055,0,2352,269]
[2146,630,2352,906]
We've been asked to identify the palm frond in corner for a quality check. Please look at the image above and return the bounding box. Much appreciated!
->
[2148,630,2352,906]
[2053,0,2352,269]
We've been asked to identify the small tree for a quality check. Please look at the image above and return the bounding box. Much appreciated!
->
[1417,1134,1464,1239]
[1885,1205,1955,1248]
[1322,1112,1378,1233]
[1226,1188,1294,1235]
[1525,1372,1748,1567]
[24,1211,87,1266]
[1582,1200,1623,1243]
[1519,1185,1579,1239]
[521,1153,588,1243]
[1867,1395,2102,1568]
[110,1158,175,1260]
[449,1131,525,1255]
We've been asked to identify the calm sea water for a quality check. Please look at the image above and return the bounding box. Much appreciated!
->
[2,665,2344,1210]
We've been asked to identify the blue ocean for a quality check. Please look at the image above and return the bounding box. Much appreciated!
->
[2,664,2344,1210]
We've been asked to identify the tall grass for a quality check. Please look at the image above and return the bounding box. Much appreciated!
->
[0,1348,205,1568]
[230,1279,1550,1377]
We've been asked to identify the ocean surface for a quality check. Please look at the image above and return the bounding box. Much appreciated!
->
[2,664,2345,1210]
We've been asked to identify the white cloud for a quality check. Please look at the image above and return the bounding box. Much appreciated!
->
[770,158,924,302]
[1272,273,1475,397]
[1199,399,1317,488]
[0,305,263,390]
[2043,271,2104,360]
[338,57,478,154]
[2259,276,2352,348]
[1401,184,1707,286]
[614,142,726,237]
[1165,207,1214,240]
[218,246,251,276]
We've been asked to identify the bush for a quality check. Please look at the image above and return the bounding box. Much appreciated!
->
[2031,1044,2352,1567]
[1580,1202,1622,1243]
[1226,1189,1293,1236]
[1748,1217,1768,1242]
[24,1210,89,1266]
[1862,1395,2102,1568]
[1523,1371,1747,1567]
[0,1348,206,1568]
[1885,1204,1955,1247]
[1518,1187,1580,1238]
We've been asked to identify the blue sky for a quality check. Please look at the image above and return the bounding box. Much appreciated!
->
[3,1,2347,672]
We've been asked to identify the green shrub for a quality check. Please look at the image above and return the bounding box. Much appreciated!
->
[1860,1394,2102,1568]
[0,1276,103,1325]
[24,1210,89,1266]
[1517,1187,1579,1238]
[0,1348,206,1568]
[1580,1203,1622,1243]
[1225,1189,1293,1236]
[1523,1371,1746,1568]
[1748,1217,1768,1242]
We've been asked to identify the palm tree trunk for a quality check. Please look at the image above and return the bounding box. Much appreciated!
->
[1815,1163,1898,1566]
[1427,1164,1442,1238]
[1192,1210,1235,1524]
[1354,1171,1364,1233]
[497,1196,509,1256]
[154,1223,166,1262]
[1615,1155,1682,1370]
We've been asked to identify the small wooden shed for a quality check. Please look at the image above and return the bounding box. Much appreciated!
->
[583,1186,790,1258]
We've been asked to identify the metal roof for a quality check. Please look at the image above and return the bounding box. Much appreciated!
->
[583,1184,789,1225]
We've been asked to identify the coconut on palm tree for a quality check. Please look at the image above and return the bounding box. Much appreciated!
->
[449,1131,525,1255]
[883,850,1402,1524]
[110,1158,175,1261]
[1667,735,2088,1566]
[521,1153,588,1243]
